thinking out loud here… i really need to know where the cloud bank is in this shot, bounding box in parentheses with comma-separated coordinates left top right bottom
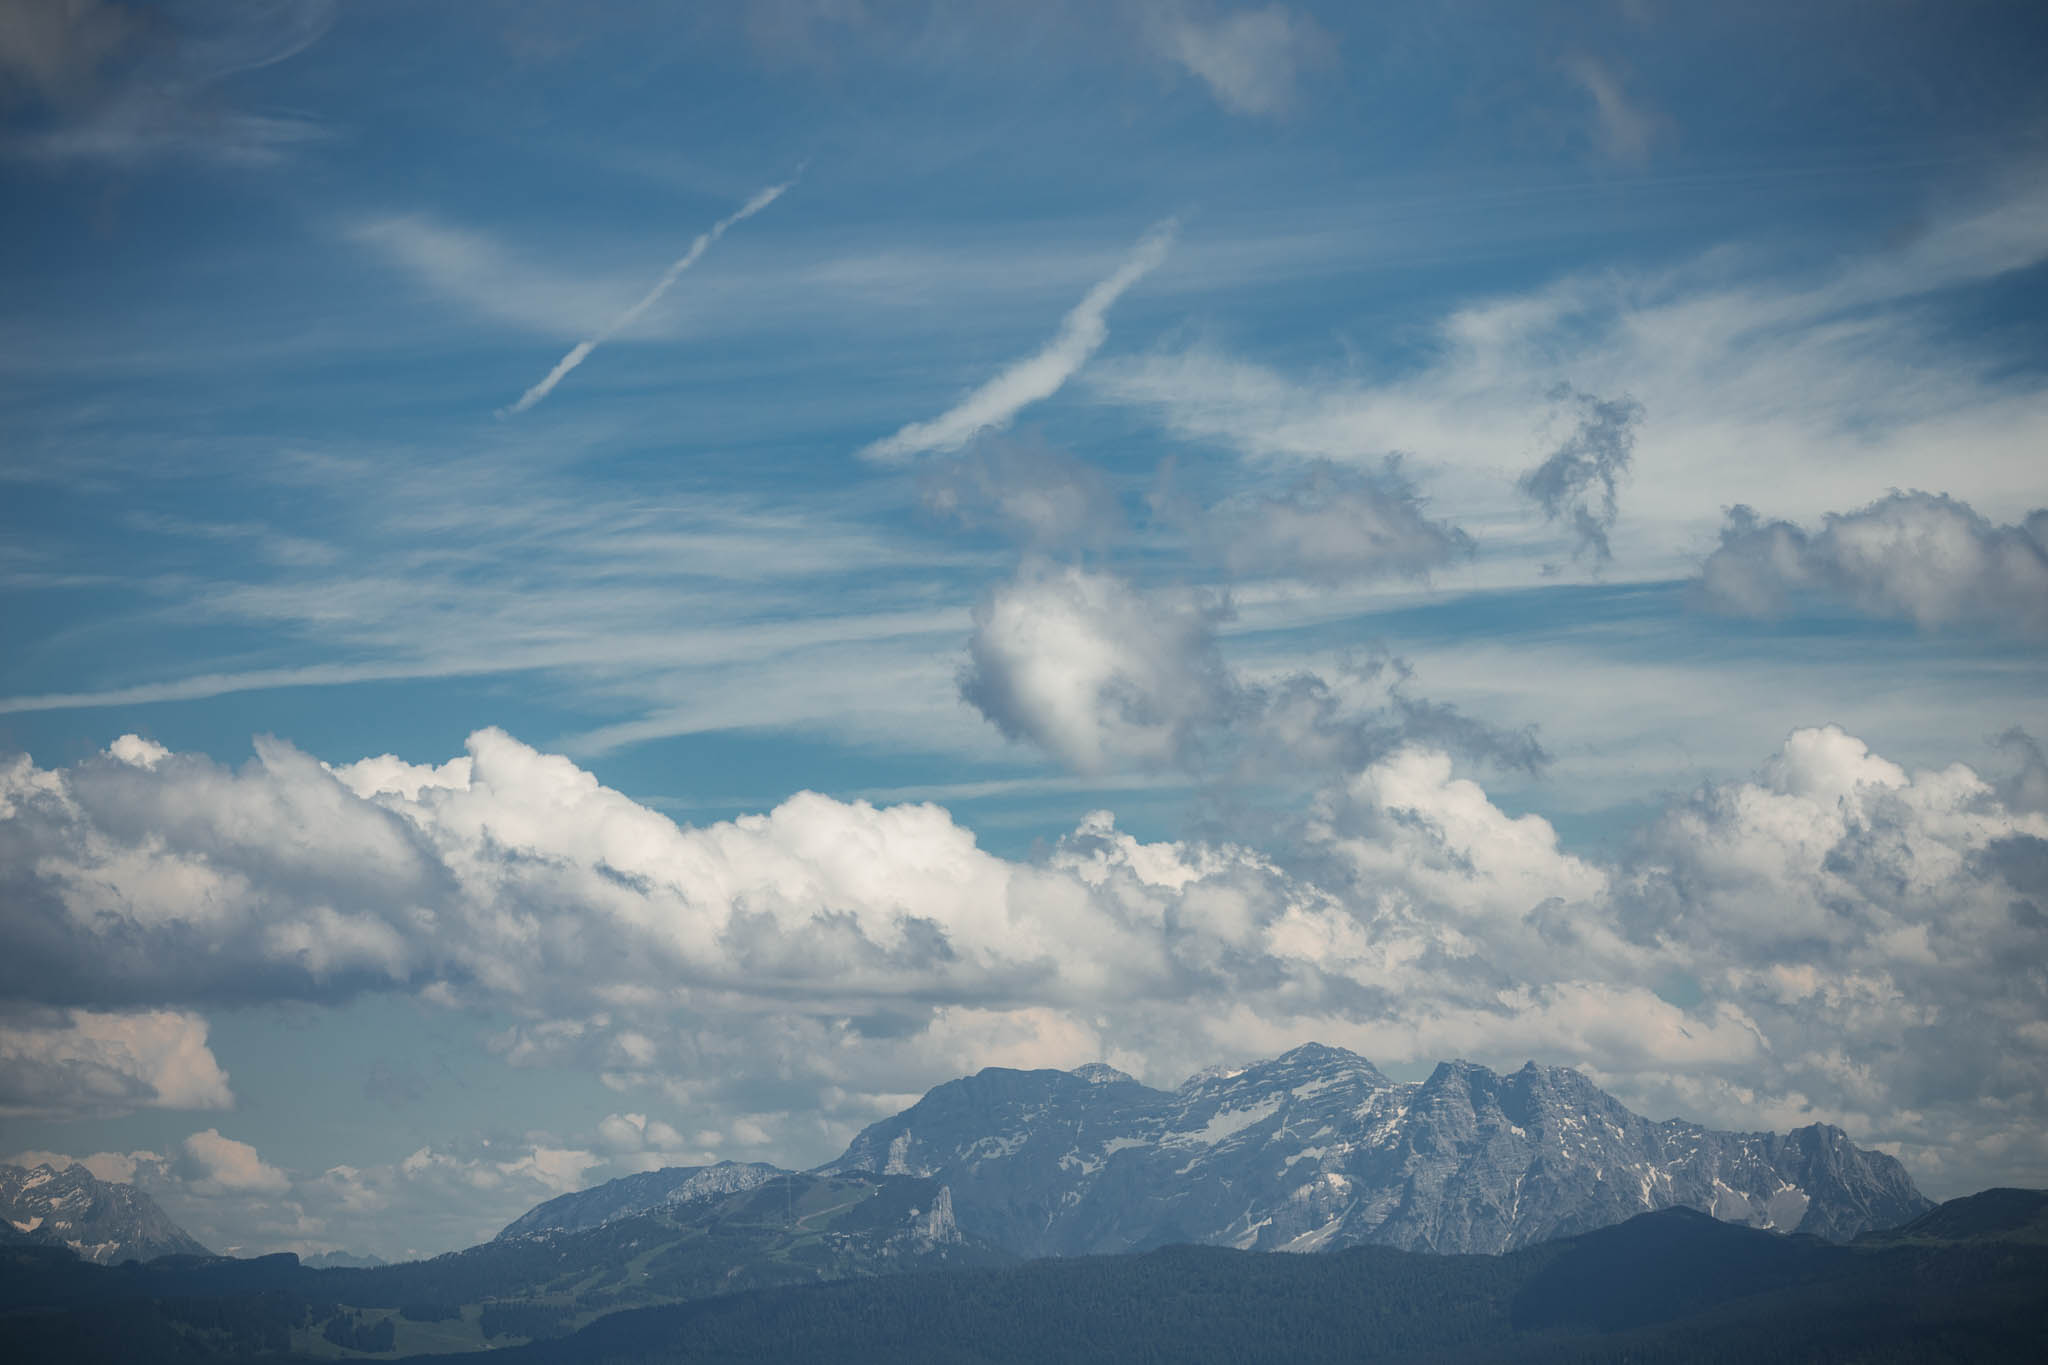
(5, 719, 2044, 1212)
(1697, 492, 2048, 637)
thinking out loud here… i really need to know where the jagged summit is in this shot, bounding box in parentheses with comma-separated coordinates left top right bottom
(821, 1043, 1931, 1257)
(488, 1043, 1934, 1260)
(1176, 1042, 1389, 1094)
(0, 1162, 210, 1265)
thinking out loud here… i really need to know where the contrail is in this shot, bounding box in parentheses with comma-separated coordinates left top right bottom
(501, 176, 797, 416)
(860, 218, 1177, 463)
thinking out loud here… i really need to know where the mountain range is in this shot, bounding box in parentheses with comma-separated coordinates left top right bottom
(0, 1042, 1955, 1360)
(523, 1043, 1930, 1258)
(3, 1045, 1931, 1272)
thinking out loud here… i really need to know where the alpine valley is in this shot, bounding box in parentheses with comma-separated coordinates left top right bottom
(4, 1045, 2040, 1362)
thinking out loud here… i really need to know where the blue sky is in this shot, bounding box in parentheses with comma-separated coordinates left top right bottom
(2, 0, 2046, 1259)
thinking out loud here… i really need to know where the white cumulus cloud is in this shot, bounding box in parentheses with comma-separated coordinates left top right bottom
(2, 721, 2045, 1207)
(181, 1128, 291, 1196)
(1697, 491, 2048, 637)
(0, 1008, 232, 1118)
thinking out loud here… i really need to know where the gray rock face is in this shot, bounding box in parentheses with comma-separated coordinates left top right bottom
(819, 1043, 1932, 1256)
(0, 1162, 211, 1264)
(495, 1160, 784, 1239)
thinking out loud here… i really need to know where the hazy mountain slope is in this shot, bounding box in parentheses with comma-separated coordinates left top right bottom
(822, 1042, 1931, 1254)
(496, 1161, 785, 1239)
(1858, 1186, 2048, 1245)
(0, 1169, 1006, 1359)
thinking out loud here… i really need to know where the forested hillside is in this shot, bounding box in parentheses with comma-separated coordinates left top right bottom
(4, 1196, 2045, 1363)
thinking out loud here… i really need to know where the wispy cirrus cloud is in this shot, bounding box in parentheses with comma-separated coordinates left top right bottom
(917, 434, 1127, 553)
(1564, 54, 1662, 167)
(1091, 174, 2048, 576)
(860, 219, 1177, 463)
(347, 215, 637, 338)
(1189, 458, 1474, 586)
(2, 0, 333, 167)
(1146, 4, 1332, 118)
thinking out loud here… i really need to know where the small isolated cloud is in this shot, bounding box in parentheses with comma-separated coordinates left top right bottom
(861, 219, 1176, 463)
(961, 563, 1232, 773)
(1697, 492, 2048, 637)
(180, 1128, 290, 1196)
(917, 434, 1125, 551)
(959, 563, 1543, 779)
(1199, 458, 1473, 585)
(1564, 54, 1661, 166)
(1518, 384, 1643, 568)
(596, 1111, 685, 1156)
(1151, 4, 1330, 117)
(0, 1007, 233, 1118)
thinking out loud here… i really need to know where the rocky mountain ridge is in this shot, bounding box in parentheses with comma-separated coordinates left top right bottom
(819, 1042, 1931, 1255)
(479, 1044, 1930, 1259)
(497, 1161, 784, 1239)
(0, 1162, 210, 1264)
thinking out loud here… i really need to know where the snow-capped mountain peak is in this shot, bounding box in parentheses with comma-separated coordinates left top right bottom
(0, 1162, 210, 1264)
(820, 1045, 1930, 1257)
